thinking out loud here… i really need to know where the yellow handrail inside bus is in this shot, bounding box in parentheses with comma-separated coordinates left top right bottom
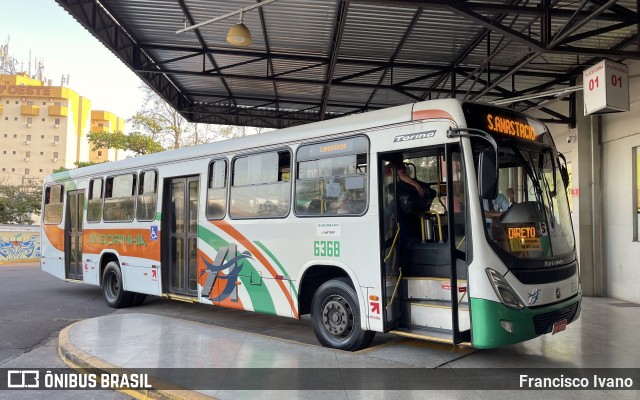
(386, 268, 403, 311)
(421, 211, 443, 243)
(384, 223, 400, 262)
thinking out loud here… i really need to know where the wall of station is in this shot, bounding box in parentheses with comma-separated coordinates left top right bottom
(539, 60, 640, 304)
(599, 60, 640, 304)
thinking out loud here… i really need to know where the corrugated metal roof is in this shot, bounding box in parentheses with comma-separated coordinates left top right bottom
(56, 0, 640, 127)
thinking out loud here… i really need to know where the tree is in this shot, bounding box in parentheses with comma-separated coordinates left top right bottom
(87, 130, 164, 156)
(0, 180, 41, 224)
(132, 85, 249, 149)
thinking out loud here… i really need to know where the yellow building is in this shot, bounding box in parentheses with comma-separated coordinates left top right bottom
(90, 110, 125, 163)
(0, 73, 124, 187)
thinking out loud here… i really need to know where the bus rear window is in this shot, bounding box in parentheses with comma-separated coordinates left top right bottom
(43, 185, 64, 225)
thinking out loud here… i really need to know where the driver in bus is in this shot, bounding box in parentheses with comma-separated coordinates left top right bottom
(483, 190, 510, 238)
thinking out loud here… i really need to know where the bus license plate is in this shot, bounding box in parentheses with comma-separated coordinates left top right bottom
(552, 319, 568, 335)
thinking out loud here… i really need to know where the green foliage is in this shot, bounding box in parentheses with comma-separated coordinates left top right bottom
(0, 182, 42, 224)
(74, 161, 104, 168)
(127, 132, 164, 155)
(87, 130, 128, 152)
(88, 130, 165, 156)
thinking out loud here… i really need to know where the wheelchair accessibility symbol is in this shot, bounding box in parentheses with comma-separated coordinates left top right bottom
(150, 226, 159, 241)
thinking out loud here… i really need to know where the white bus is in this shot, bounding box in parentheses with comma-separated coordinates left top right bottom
(41, 99, 581, 351)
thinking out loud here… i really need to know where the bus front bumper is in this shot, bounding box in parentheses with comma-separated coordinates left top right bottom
(470, 292, 582, 349)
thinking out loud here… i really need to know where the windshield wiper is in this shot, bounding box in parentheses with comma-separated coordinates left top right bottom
(538, 154, 556, 228)
(507, 142, 543, 205)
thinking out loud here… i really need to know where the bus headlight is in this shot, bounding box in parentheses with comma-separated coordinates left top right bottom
(486, 268, 524, 310)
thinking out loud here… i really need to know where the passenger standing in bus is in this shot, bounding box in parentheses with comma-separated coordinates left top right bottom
(393, 158, 435, 266)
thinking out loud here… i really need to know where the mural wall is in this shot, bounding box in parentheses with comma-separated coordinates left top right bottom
(0, 225, 41, 263)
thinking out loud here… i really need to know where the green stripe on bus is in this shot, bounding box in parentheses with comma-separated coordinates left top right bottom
(470, 294, 581, 349)
(51, 170, 72, 183)
(254, 241, 298, 298)
(198, 225, 276, 315)
(238, 272, 276, 315)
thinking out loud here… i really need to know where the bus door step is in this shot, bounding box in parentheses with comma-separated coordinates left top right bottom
(390, 326, 455, 344)
(402, 276, 467, 303)
(401, 300, 470, 331)
(163, 293, 199, 303)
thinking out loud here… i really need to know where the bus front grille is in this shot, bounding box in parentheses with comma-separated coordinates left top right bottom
(532, 302, 579, 334)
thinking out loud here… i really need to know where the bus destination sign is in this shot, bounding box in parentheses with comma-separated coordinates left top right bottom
(462, 103, 547, 144)
(486, 114, 537, 141)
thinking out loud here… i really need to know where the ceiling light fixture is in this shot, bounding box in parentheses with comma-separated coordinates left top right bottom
(226, 9, 252, 47)
(176, 0, 277, 48)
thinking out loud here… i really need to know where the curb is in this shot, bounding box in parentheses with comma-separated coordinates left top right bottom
(58, 322, 215, 400)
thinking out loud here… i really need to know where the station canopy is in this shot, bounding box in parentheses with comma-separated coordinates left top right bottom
(57, 0, 640, 129)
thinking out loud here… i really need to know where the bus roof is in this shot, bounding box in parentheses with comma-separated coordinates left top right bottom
(46, 99, 468, 184)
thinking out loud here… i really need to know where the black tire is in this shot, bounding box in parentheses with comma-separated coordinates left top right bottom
(130, 293, 147, 307)
(311, 278, 376, 351)
(101, 261, 134, 308)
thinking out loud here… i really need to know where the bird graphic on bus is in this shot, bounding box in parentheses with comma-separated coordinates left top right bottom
(199, 244, 253, 302)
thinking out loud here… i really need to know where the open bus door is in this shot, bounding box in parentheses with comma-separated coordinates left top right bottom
(380, 144, 471, 345)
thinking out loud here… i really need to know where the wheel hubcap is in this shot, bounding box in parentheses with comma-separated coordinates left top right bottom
(321, 295, 354, 339)
(106, 272, 119, 300)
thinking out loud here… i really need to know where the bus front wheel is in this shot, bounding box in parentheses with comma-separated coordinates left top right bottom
(311, 278, 375, 351)
(102, 262, 133, 308)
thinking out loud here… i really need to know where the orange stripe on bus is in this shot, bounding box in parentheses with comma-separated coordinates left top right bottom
(412, 109, 454, 121)
(42, 225, 65, 252)
(212, 220, 299, 318)
(82, 228, 161, 262)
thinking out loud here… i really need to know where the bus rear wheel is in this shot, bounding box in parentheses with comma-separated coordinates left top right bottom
(311, 278, 375, 351)
(102, 262, 133, 308)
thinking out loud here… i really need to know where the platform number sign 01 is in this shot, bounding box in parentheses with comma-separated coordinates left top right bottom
(587, 74, 623, 91)
(583, 59, 630, 115)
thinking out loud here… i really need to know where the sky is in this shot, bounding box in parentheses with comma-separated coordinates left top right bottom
(0, 0, 144, 122)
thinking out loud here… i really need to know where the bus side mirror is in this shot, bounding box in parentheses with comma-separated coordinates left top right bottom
(478, 149, 498, 199)
(560, 164, 569, 189)
(558, 153, 570, 189)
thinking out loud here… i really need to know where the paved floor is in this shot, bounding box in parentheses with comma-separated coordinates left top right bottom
(56, 296, 640, 399)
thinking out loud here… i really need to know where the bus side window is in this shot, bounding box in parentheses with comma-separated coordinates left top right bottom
(207, 159, 227, 219)
(87, 178, 103, 223)
(137, 170, 157, 221)
(104, 173, 136, 222)
(294, 137, 369, 216)
(43, 184, 64, 225)
(230, 150, 291, 218)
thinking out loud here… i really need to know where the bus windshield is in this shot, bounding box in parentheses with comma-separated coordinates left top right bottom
(475, 141, 575, 260)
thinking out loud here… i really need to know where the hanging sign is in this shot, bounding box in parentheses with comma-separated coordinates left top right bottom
(583, 59, 629, 115)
